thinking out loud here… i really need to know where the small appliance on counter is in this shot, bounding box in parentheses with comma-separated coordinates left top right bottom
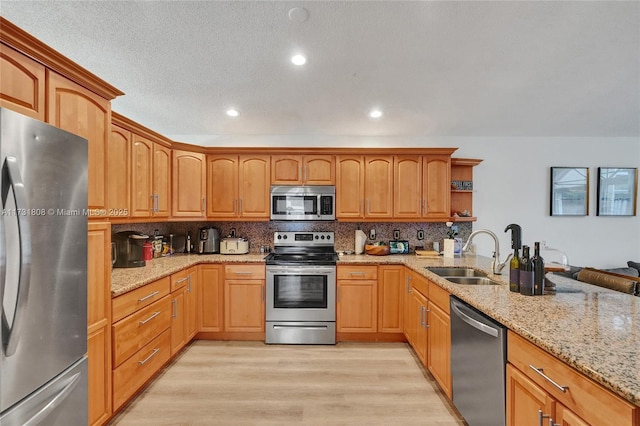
(113, 231, 149, 268)
(198, 226, 220, 254)
(220, 237, 250, 254)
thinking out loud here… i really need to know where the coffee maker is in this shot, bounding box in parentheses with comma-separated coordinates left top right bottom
(198, 227, 220, 254)
(113, 231, 148, 268)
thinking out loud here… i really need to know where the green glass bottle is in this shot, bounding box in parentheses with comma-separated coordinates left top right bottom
(509, 248, 520, 292)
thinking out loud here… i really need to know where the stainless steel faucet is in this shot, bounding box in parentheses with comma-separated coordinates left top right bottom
(462, 229, 512, 275)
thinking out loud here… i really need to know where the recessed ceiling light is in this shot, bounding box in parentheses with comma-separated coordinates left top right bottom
(369, 109, 383, 118)
(291, 54, 307, 66)
(226, 109, 239, 117)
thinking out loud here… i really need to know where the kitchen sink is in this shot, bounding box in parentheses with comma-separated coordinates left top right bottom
(425, 267, 488, 278)
(443, 277, 501, 285)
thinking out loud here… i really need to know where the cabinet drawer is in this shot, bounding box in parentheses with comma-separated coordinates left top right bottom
(112, 277, 170, 323)
(408, 271, 429, 297)
(508, 331, 637, 426)
(428, 281, 450, 314)
(337, 265, 377, 280)
(112, 296, 171, 367)
(171, 269, 191, 292)
(225, 264, 265, 280)
(112, 329, 170, 411)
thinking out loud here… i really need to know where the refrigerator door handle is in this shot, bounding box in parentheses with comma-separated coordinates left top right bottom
(1, 156, 33, 357)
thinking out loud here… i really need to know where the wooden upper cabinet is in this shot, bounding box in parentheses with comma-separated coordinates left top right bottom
(423, 155, 451, 219)
(238, 155, 270, 219)
(336, 156, 364, 219)
(364, 155, 393, 219)
(207, 154, 239, 218)
(47, 71, 110, 213)
(393, 156, 422, 218)
(172, 149, 206, 218)
(153, 143, 171, 218)
(107, 124, 131, 218)
(130, 135, 153, 217)
(0, 43, 45, 120)
(271, 154, 334, 185)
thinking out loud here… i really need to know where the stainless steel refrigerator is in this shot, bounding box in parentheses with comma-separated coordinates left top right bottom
(0, 108, 88, 425)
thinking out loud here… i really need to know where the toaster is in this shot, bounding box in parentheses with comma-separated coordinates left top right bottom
(220, 237, 249, 254)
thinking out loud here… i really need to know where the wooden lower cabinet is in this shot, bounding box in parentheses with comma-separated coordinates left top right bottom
(170, 288, 186, 355)
(224, 264, 265, 333)
(170, 267, 198, 355)
(112, 330, 171, 411)
(336, 265, 378, 333)
(507, 331, 637, 426)
(199, 264, 223, 332)
(377, 265, 404, 333)
(426, 282, 451, 399)
(88, 324, 111, 426)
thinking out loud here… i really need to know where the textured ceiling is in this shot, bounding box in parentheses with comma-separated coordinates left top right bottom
(2, 1, 639, 146)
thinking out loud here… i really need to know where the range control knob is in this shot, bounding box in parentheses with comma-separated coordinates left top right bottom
(277, 235, 282, 240)
(283, 235, 288, 239)
(326, 235, 331, 240)
(315, 235, 319, 239)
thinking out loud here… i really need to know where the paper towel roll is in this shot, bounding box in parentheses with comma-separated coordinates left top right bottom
(355, 230, 367, 254)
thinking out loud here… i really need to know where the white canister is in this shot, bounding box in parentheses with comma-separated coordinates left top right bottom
(443, 239, 455, 258)
(355, 229, 367, 254)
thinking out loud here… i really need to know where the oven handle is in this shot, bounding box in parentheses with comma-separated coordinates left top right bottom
(266, 266, 336, 275)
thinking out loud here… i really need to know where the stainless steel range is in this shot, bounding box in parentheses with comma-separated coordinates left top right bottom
(264, 231, 339, 345)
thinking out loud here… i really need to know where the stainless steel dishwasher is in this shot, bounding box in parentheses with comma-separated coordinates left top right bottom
(450, 296, 507, 426)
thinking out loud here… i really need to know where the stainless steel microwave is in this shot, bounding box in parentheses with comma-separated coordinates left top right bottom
(270, 186, 335, 221)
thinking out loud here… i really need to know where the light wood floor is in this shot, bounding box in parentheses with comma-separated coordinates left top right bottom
(109, 341, 465, 425)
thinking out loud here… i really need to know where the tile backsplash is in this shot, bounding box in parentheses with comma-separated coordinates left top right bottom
(112, 221, 472, 254)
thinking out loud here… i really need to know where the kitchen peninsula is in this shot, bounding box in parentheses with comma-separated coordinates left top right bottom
(111, 252, 640, 425)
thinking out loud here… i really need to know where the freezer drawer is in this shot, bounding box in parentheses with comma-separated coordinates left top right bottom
(0, 356, 87, 426)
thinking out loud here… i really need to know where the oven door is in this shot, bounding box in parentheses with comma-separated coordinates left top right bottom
(266, 265, 336, 322)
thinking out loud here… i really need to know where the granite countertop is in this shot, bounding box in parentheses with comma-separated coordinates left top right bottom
(111, 252, 640, 406)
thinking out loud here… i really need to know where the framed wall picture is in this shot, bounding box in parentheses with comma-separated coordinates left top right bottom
(597, 167, 638, 216)
(550, 167, 589, 216)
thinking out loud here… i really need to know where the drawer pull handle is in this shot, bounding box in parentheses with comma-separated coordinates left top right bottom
(175, 277, 189, 284)
(234, 271, 254, 275)
(349, 272, 366, 276)
(530, 365, 569, 393)
(139, 311, 161, 325)
(138, 291, 160, 302)
(138, 348, 160, 366)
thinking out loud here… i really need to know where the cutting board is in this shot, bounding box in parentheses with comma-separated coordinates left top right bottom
(415, 250, 441, 258)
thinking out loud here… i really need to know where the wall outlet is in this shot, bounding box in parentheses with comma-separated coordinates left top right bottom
(369, 229, 376, 240)
(417, 230, 425, 240)
(393, 229, 400, 240)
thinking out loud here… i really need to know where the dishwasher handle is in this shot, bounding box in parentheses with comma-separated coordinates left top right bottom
(450, 299, 499, 338)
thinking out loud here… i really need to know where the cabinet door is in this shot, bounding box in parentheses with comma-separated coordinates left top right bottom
(47, 71, 110, 213)
(378, 265, 404, 333)
(304, 155, 335, 185)
(393, 156, 422, 218)
(506, 364, 555, 426)
(185, 267, 198, 340)
(172, 149, 206, 218)
(170, 288, 186, 355)
(271, 155, 303, 184)
(555, 403, 590, 426)
(153, 143, 171, 217)
(336, 156, 364, 219)
(412, 290, 429, 365)
(336, 280, 377, 332)
(224, 280, 265, 332)
(422, 155, 451, 219)
(199, 264, 223, 332)
(239, 155, 270, 219)
(130, 135, 153, 217)
(107, 124, 131, 218)
(427, 302, 451, 398)
(87, 222, 111, 426)
(207, 155, 239, 218)
(0, 43, 45, 120)
(364, 156, 393, 218)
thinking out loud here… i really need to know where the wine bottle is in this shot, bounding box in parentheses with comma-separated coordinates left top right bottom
(509, 248, 520, 292)
(519, 245, 534, 296)
(531, 242, 545, 295)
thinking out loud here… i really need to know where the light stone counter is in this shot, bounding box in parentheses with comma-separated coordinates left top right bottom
(111, 252, 640, 406)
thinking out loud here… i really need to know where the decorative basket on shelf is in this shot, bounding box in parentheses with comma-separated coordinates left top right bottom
(365, 244, 390, 256)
